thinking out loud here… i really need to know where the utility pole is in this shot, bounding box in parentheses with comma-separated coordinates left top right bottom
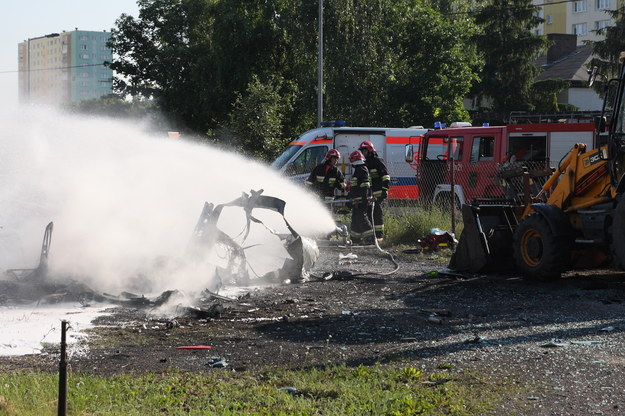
(317, 0, 324, 128)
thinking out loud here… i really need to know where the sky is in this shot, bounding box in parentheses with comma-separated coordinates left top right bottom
(0, 0, 140, 105)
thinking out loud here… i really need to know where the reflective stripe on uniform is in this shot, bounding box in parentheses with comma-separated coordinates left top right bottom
(350, 229, 374, 238)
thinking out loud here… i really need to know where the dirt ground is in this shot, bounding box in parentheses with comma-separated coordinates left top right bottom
(2, 243, 625, 415)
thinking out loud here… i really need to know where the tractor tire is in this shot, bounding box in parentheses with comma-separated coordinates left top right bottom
(612, 196, 625, 269)
(513, 213, 571, 281)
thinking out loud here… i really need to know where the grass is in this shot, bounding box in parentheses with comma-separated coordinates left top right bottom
(382, 205, 463, 247)
(0, 364, 523, 415)
(333, 203, 462, 248)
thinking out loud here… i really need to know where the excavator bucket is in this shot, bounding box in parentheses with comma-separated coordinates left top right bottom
(449, 204, 519, 273)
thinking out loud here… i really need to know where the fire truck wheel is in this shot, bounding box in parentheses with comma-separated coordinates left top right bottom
(513, 213, 571, 281)
(612, 195, 625, 269)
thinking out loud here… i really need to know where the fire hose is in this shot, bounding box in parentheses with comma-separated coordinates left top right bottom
(322, 197, 399, 277)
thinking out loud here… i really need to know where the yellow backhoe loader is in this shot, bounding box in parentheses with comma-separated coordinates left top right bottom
(450, 52, 625, 280)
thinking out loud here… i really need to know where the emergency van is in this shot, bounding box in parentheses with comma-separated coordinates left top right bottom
(413, 122, 597, 207)
(272, 122, 428, 199)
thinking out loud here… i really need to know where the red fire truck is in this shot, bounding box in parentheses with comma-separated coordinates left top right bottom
(411, 122, 597, 207)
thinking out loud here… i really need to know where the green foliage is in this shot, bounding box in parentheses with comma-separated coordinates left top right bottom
(321, 0, 482, 127)
(68, 94, 171, 128)
(221, 75, 293, 161)
(586, 5, 625, 96)
(0, 365, 513, 415)
(472, 0, 549, 113)
(107, 0, 482, 156)
(529, 79, 571, 113)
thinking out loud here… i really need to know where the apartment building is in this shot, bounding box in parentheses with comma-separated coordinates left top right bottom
(533, 0, 622, 45)
(18, 30, 113, 106)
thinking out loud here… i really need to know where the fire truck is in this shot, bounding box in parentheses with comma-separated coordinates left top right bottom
(412, 122, 598, 207)
(272, 122, 427, 199)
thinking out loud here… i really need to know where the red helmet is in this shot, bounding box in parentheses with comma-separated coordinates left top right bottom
(349, 150, 365, 163)
(359, 140, 375, 153)
(325, 149, 340, 160)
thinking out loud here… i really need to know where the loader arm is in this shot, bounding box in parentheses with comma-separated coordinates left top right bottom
(521, 144, 612, 218)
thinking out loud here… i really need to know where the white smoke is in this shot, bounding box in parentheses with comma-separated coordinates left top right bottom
(0, 105, 335, 295)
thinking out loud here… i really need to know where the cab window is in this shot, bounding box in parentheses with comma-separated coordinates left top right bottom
(286, 146, 329, 175)
(449, 137, 463, 160)
(424, 138, 446, 160)
(424, 137, 463, 160)
(470, 136, 495, 164)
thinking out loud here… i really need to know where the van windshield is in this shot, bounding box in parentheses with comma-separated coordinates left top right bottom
(271, 144, 302, 169)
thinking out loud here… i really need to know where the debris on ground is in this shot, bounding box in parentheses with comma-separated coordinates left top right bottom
(417, 228, 457, 251)
(0, 190, 318, 317)
(539, 339, 569, 348)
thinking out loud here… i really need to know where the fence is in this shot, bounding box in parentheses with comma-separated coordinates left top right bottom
(385, 159, 551, 208)
(325, 159, 554, 240)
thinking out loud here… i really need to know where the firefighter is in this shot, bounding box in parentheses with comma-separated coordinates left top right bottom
(347, 150, 374, 244)
(305, 149, 346, 201)
(359, 140, 390, 239)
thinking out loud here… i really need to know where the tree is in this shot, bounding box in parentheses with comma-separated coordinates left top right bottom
(472, 0, 548, 113)
(388, 0, 482, 125)
(221, 75, 292, 161)
(586, 5, 625, 95)
(107, 0, 482, 154)
(322, 0, 481, 126)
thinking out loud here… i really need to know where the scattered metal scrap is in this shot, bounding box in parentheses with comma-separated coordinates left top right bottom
(187, 189, 319, 286)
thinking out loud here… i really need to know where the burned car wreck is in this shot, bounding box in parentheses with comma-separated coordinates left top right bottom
(0, 190, 320, 314)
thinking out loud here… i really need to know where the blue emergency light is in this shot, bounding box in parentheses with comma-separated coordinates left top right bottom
(321, 120, 346, 127)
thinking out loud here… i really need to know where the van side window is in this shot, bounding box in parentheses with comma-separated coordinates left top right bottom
(470, 136, 494, 164)
(289, 146, 329, 175)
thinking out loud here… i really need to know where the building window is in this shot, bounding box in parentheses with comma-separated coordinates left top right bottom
(595, 20, 611, 31)
(80, 44, 88, 50)
(573, 0, 587, 12)
(80, 54, 90, 59)
(596, 0, 610, 9)
(79, 35, 88, 40)
(547, 15, 553, 24)
(573, 22, 588, 35)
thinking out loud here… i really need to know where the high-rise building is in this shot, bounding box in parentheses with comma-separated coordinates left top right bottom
(533, 0, 622, 45)
(18, 30, 113, 105)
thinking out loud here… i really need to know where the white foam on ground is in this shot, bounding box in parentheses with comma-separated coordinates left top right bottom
(0, 302, 113, 357)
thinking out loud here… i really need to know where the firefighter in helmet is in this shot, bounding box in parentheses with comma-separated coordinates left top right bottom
(359, 140, 390, 239)
(347, 150, 374, 244)
(305, 149, 346, 201)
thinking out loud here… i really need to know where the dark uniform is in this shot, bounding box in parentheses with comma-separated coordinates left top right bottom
(364, 152, 390, 238)
(348, 160, 374, 243)
(305, 160, 345, 201)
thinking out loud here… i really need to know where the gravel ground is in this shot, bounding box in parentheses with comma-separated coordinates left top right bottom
(2, 243, 625, 415)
